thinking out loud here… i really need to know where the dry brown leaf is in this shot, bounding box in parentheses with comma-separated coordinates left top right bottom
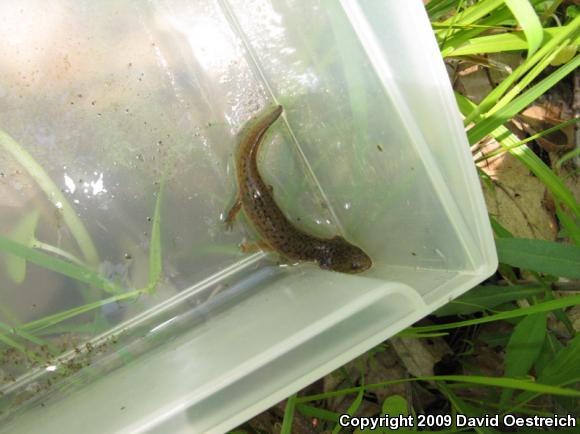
(323, 352, 371, 414)
(514, 104, 576, 152)
(390, 337, 453, 378)
(478, 143, 558, 240)
(464, 344, 504, 378)
(453, 63, 494, 104)
(487, 53, 523, 87)
(364, 345, 410, 405)
(323, 347, 408, 413)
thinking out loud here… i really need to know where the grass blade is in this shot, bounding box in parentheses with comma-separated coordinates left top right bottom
(437, 0, 548, 56)
(555, 201, 580, 245)
(409, 294, 580, 332)
(440, 0, 505, 27)
(386, 375, 580, 397)
(513, 333, 580, 408)
(485, 43, 570, 119)
(534, 333, 564, 382)
(0, 332, 45, 364)
(3, 209, 39, 283)
(475, 118, 580, 163)
(439, 7, 514, 56)
(146, 181, 165, 294)
(396, 329, 449, 338)
(447, 27, 580, 56)
(496, 238, 580, 279)
(332, 385, 364, 434)
(500, 312, 547, 406)
(280, 393, 298, 434)
(495, 127, 580, 216)
(296, 403, 341, 423)
(489, 215, 514, 238)
(0, 321, 46, 347)
(0, 128, 99, 266)
(434, 284, 544, 316)
(456, 93, 580, 216)
(15, 289, 144, 334)
(0, 235, 123, 294)
(556, 148, 580, 169)
(427, 0, 461, 20)
(536, 333, 580, 387)
(297, 375, 580, 404)
(438, 383, 501, 434)
(462, 14, 580, 124)
(467, 54, 580, 144)
(503, 0, 543, 57)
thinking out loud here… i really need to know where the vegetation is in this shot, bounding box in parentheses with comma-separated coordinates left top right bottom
(238, 1, 580, 432)
(0, 0, 578, 432)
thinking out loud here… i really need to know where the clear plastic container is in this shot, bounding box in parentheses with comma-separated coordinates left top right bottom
(0, 1, 497, 433)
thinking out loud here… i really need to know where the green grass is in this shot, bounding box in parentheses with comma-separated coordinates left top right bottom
(0, 235, 125, 295)
(410, 295, 580, 332)
(0, 144, 166, 362)
(1, 0, 578, 429)
(0, 129, 100, 267)
(295, 375, 580, 404)
(275, 0, 580, 431)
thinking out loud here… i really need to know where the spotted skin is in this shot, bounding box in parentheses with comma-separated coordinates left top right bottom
(226, 105, 372, 274)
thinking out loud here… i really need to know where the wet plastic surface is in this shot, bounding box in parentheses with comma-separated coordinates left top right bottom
(0, 1, 496, 432)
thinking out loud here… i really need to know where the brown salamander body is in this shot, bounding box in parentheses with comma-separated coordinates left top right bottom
(226, 105, 372, 274)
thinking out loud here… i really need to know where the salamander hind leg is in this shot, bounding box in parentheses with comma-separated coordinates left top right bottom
(224, 196, 242, 231)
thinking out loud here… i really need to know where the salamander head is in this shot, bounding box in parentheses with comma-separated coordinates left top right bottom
(317, 236, 372, 274)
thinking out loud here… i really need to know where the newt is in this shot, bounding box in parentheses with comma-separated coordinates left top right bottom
(225, 105, 372, 274)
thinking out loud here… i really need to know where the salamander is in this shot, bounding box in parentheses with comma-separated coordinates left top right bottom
(225, 105, 372, 274)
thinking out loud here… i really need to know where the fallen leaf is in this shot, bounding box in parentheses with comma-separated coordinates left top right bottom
(479, 143, 558, 240)
(513, 104, 576, 152)
(390, 336, 453, 378)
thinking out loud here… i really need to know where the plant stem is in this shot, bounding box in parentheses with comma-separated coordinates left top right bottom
(32, 239, 85, 267)
(0, 128, 100, 267)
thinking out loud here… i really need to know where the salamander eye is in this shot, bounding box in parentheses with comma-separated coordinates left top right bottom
(351, 262, 362, 271)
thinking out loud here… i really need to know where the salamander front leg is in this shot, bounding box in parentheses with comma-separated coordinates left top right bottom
(240, 240, 272, 253)
(224, 196, 242, 231)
